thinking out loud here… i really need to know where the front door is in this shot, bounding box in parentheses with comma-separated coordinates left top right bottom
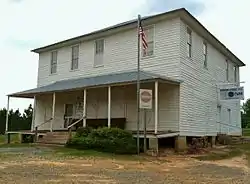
(64, 104, 74, 128)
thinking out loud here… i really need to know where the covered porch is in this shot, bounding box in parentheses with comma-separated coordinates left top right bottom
(7, 71, 181, 142)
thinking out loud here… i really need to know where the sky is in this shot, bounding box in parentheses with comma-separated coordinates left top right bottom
(0, 0, 249, 112)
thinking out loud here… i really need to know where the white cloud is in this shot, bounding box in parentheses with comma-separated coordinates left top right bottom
(197, 0, 250, 100)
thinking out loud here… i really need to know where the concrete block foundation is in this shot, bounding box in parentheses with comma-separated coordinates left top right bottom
(148, 138, 158, 153)
(175, 136, 187, 151)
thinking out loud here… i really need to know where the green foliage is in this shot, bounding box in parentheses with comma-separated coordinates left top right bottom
(0, 104, 33, 134)
(67, 127, 137, 154)
(242, 99, 250, 128)
(75, 127, 93, 137)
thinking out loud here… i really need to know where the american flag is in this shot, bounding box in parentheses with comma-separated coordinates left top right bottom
(139, 20, 148, 54)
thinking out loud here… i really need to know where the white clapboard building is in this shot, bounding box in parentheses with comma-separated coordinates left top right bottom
(7, 8, 245, 150)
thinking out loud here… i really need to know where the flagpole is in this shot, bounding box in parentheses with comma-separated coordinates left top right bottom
(136, 14, 141, 155)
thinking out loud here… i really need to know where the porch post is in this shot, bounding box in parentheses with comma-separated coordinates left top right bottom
(154, 81, 159, 134)
(108, 86, 111, 128)
(51, 92, 56, 132)
(31, 96, 36, 131)
(5, 96, 10, 133)
(83, 89, 87, 127)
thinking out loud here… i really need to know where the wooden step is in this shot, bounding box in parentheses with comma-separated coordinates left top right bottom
(36, 132, 69, 145)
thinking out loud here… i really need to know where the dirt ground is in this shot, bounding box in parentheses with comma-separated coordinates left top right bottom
(0, 147, 249, 184)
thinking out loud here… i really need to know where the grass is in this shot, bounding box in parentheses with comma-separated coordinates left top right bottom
(0, 142, 143, 161)
(0, 134, 20, 144)
(52, 147, 144, 161)
(243, 128, 250, 136)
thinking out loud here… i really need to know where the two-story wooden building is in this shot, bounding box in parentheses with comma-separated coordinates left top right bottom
(7, 8, 245, 150)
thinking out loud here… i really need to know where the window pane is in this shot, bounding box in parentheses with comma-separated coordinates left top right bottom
(71, 46, 79, 70)
(94, 40, 104, 66)
(226, 60, 229, 81)
(72, 45, 79, 59)
(51, 64, 57, 74)
(203, 43, 207, 55)
(51, 51, 57, 74)
(187, 44, 191, 57)
(52, 51, 57, 61)
(71, 58, 78, 70)
(187, 28, 192, 44)
(234, 66, 237, 82)
(94, 53, 103, 66)
(95, 40, 104, 54)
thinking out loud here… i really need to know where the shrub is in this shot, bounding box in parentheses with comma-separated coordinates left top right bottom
(67, 127, 137, 154)
(75, 127, 93, 137)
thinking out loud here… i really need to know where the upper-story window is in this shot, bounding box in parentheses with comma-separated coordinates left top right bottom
(142, 26, 154, 57)
(203, 42, 208, 68)
(233, 65, 238, 83)
(50, 51, 57, 74)
(71, 45, 79, 70)
(94, 39, 104, 67)
(187, 28, 192, 58)
(226, 59, 229, 81)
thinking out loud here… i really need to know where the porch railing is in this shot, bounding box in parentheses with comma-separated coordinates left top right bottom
(67, 116, 86, 140)
(34, 118, 53, 142)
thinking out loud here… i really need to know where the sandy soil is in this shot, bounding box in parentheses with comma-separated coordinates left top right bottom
(0, 147, 249, 184)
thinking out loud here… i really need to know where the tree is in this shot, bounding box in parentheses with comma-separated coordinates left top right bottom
(242, 99, 250, 128)
(0, 104, 33, 134)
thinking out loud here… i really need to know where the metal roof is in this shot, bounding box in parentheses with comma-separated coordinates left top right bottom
(8, 71, 182, 98)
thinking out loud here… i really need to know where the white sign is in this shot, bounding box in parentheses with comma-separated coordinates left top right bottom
(220, 87, 244, 100)
(140, 89, 152, 109)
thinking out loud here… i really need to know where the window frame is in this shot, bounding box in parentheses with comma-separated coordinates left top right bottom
(71, 44, 80, 71)
(141, 24, 155, 58)
(94, 39, 105, 67)
(203, 41, 208, 68)
(187, 27, 192, 58)
(50, 50, 58, 74)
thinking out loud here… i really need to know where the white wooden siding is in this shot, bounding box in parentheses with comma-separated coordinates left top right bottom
(179, 20, 241, 136)
(34, 83, 179, 132)
(37, 18, 181, 87)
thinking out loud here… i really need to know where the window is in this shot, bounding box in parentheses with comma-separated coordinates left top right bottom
(94, 39, 104, 66)
(217, 105, 222, 133)
(142, 26, 154, 57)
(203, 42, 208, 68)
(187, 28, 192, 58)
(228, 109, 231, 124)
(233, 65, 238, 83)
(226, 59, 229, 81)
(50, 51, 57, 74)
(71, 45, 79, 70)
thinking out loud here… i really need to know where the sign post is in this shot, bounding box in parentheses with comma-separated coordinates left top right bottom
(140, 89, 152, 153)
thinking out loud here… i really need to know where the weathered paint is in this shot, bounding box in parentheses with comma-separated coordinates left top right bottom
(34, 83, 179, 132)
(179, 20, 241, 136)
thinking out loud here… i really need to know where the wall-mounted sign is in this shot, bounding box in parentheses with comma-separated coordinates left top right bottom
(140, 89, 152, 109)
(220, 87, 244, 100)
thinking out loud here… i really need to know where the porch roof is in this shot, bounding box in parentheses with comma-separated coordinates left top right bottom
(8, 70, 182, 98)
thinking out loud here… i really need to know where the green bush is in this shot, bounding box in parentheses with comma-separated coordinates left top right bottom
(75, 127, 93, 137)
(67, 127, 136, 154)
